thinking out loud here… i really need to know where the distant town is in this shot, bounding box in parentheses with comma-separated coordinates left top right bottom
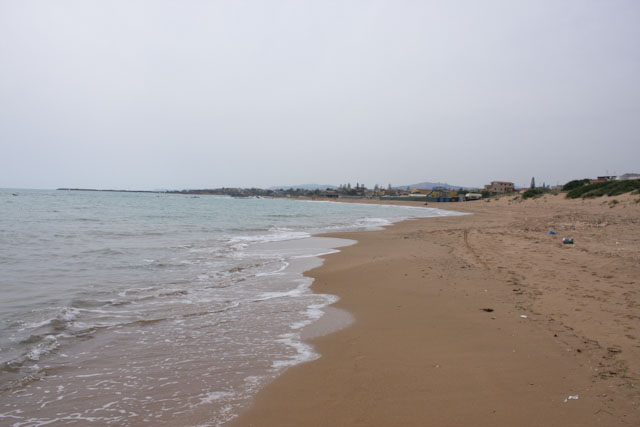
(57, 173, 640, 202)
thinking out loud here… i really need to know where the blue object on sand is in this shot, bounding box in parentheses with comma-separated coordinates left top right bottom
(549, 231, 556, 235)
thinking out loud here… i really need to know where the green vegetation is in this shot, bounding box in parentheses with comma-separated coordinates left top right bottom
(522, 188, 544, 199)
(566, 180, 640, 199)
(562, 178, 590, 191)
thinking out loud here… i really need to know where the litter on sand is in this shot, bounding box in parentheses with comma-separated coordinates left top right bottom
(549, 231, 557, 235)
(564, 395, 579, 403)
(520, 315, 528, 318)
(562, 238, 574, 244)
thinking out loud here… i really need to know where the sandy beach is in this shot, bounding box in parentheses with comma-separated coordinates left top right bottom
(231, 193, 640, 426)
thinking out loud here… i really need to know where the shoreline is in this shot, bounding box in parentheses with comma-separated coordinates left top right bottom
(230, 193, 640, 426)
(1, 192, 459, 427)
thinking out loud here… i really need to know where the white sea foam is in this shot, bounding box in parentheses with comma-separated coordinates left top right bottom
(289, 296, 338, 330)
(290, 249, 340, 259)
(26, 335, 59, 361)
(355, 216, 392, 227)
(272, 333, 318, 368)
(228, 229, 311, 246)
(253, 281, 310, 302)
(21, 308, 79, 331)
(118, 286, 156, 297)
(255, 259, 289, 276)
(194, 391, 236, 407)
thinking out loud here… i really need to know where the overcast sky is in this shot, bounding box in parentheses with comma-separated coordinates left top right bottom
(1, 1, 638, 190)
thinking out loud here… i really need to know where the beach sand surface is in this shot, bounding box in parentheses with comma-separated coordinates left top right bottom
(230, 193, 640, 427)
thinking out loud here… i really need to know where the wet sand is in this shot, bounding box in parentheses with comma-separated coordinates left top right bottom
(231, 193, 640, 426)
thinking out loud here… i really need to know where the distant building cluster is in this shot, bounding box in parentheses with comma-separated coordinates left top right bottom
(591, 173, 640, 183)
(320, 183, 470, 202)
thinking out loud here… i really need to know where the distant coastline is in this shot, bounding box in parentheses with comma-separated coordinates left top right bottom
(56, 187, 277, 197)
(57, 188, 162, 194)
(56, 174, 640, 200)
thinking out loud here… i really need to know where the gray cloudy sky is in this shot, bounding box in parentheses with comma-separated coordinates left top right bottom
(1, 1, 639, 190)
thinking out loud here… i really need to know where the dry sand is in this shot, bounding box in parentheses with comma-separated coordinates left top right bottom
(231, 193, 640, 426)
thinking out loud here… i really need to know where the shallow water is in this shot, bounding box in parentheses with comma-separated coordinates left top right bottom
(0, 189, 461, 425)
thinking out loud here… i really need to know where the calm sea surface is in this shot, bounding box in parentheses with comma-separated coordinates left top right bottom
(0, 189, 461, 426)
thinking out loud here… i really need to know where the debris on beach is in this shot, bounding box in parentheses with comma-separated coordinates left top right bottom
(481, 308, 494, 312)
(562, 238, 574, 244)
(564, 395, 579, 403)
(549, 231, 557, 235)
(520, 314, 528, 319)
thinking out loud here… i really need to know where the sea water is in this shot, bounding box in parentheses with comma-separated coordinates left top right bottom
(0, 189, 460, 426)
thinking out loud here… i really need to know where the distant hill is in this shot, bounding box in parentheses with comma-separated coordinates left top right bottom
(268, 184, 338, 191)
(393, 181, 469, 191)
